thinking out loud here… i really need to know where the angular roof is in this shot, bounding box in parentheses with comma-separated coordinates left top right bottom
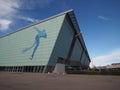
(0, 9, 91, 61)
(0, 9, 79, 37)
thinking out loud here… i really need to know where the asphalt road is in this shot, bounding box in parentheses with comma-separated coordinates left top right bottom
(0, 72, 120, 90)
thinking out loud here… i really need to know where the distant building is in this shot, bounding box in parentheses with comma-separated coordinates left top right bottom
(106, 63, 120, 70)
(0, 10, 91, 73)
(95, 63, 120, 71)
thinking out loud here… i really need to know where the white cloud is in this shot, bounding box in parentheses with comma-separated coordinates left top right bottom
(0, 0, 19, 31)
(17, 16, 39, 23)
(0, 0, 53, 31)
(98, 16, 110, 21)
(0, 0, 19, 18)
(0, 19, 12, 31)
(90, 49, 120, 67)
(19, 0, 54, 10)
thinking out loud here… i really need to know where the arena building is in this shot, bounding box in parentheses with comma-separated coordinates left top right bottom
(0, 10, 91, 73)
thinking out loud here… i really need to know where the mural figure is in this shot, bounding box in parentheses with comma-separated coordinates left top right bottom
(23, 27, 47, 60)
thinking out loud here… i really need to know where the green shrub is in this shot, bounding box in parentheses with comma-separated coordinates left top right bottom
(66, 70, 120, 75)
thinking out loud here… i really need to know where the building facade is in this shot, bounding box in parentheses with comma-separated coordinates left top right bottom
(0, 10, 91, 73)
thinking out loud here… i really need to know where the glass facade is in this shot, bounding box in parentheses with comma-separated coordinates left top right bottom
(71, 39, 83, 61)
(48, 16, 74, 66)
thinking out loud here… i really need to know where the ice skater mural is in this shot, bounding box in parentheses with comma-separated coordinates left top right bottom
(22, 27, 47, 60)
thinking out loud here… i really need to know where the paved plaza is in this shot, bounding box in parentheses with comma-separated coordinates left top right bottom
(0, 72, 120, 90)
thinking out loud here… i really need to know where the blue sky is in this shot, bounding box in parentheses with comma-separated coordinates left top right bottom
(0, 0, 120, 67)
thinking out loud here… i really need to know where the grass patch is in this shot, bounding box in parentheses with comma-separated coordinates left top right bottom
(66, 70, 120, 75)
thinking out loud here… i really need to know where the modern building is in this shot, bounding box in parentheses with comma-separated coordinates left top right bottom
(0, 10, 91, 73)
